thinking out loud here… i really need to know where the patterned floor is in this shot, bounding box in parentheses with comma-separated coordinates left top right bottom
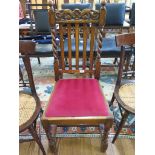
(19, 57, 135, 139)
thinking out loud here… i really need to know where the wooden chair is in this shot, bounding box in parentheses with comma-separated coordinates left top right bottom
(19, 40, 46, 155)
(41, 1, 113, 153)
(109, 33, 135, 143)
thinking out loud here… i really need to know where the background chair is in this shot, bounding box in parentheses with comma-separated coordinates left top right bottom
(19, 40, 46, 155)
(28, 3, 51, 36)
(110, 33, 135, 143)
(95, 3, 127, 33)
(42, 2, 113, 153)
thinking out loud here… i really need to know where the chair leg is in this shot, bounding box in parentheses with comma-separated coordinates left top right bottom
(28, 125, 46, 155)
(37, 57, 41, 64)
(44, 124, 58, 153)
(113, 58, 118, 64)
(109, 93, 115, 107)
(112, 111, 129, 143)
(100, 124, 110, 152)
(125, 55, 131, 77)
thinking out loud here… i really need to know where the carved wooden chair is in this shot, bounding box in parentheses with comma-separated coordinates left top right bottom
(41, 1, 113, 153)
(19, 40, 46, 155)
(109, 33, 135, 143)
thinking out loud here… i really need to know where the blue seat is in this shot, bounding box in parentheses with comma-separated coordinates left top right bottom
(95, 3, 126, 26)
(56, 37, 131, 58)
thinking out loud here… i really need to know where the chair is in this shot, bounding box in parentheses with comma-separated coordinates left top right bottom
(28, 3, 51, 36)
(109, 33, 135, 143)
(95, 3, 128, 33)
(19, 40, 46, 155)
(42, 1, 113, 153)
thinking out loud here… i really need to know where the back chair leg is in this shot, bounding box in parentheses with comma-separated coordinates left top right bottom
(124, 55, 131, 77)
(28, 125, 46, 155)
(112, 111, 129, 143)
(37, 57, 41, 64)
(113, 58, 118, 64)
(109, 93, 115, 107)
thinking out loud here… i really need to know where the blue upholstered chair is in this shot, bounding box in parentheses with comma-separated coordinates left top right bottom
(95, 3, 126, 26)
(61, 3, 91, 10)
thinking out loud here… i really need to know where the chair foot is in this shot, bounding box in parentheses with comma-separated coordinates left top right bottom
(29, 125, 46, 155)
(112, 111, 129, 143)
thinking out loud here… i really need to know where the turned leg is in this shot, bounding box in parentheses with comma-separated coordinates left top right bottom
(43, 124, 58, 153)
(112, 111, 129, 143)
(100, 124, 110, 152)
(49, 125, 58, 153)
(29, 125, 46, 155)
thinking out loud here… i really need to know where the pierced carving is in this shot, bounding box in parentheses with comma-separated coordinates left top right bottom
(55, 9, 100, 21)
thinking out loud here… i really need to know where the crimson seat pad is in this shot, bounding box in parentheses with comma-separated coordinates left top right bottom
(45, 79, 110, 117)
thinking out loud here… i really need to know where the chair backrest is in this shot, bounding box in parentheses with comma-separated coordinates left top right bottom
(33, 9, 51, 33)
(28, 4, 51, 34)
(130, 3, 135, 26)
(61, 3, 92, 10)
(49, 1, 106, 81)
(95, 3, 126, 26)
(19, 40, 37, 96)
(115, 33, 135, 84)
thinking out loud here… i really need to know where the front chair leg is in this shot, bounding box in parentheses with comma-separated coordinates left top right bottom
(28, 125, 46, 155)
(100, 124, 110, 152)
(49, 125, 58, 153)
(43, 124, 58, 153)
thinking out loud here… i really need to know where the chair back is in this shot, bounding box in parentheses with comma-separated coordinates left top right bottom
(130, 3, 135, 26)
(33, 9, 51, 33)
(28, 4, 52, 35)
(61, 3, 92, 10)
(115, 33, 135, 84)
(95, 3, 126, 26)
(19, 40, 37, 96)
(49, 1, 106, 81)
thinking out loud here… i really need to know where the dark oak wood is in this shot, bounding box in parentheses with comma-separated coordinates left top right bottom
(49, 0, 106, 80)
(42, 1, 113, 153)
(110, 33, 135, 143)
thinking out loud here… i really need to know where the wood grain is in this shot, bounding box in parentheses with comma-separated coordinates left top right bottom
(19, 137, 135, 155)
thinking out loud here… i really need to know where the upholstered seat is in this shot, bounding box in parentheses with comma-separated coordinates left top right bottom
(45, 79, 111, 117)
(57, 37, 132, 58)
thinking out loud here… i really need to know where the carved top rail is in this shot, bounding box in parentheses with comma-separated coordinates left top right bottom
(48, 0, 106, 26)
(54, 9, 100, 23)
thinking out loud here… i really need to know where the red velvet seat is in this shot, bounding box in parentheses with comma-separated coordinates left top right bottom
(45, 79, 111, 117)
